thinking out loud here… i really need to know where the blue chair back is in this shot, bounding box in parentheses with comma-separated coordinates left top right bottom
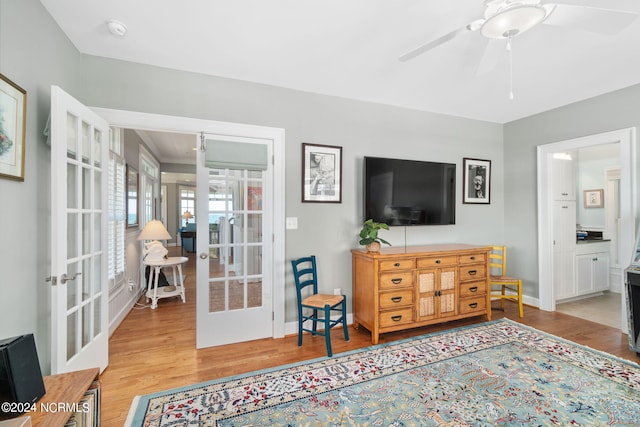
(291, 256, 318, 303)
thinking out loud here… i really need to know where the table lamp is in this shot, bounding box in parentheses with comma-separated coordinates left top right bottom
(182, 210, 194, 225)
(137, 220, 172, 262)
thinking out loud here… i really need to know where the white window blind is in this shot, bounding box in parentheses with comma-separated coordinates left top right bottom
(205, 139, 268, 171)
(108, 129, 126, 283)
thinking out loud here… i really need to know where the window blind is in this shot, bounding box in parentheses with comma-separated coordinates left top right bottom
(205, 139, 268, 171)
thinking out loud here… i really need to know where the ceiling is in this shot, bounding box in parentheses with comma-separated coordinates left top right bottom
(40, 0, 640, 162)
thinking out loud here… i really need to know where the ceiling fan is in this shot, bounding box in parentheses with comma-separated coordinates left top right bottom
(399, 0, 639, 63)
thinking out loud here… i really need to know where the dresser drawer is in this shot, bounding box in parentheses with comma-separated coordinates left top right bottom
(459, 296, 487, 314)
(416, 255, 457, 268)
(459, 280, 486, 298)
(459, 264, 486, 281)
(379, 271, 414, 289)
(379, 258, 415, 271)
(379, 289, 414, 309)
(379, 308, 414, 328)
(458, 253, 486, 265)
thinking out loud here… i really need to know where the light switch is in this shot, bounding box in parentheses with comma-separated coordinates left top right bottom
(286, 217, 298, 229)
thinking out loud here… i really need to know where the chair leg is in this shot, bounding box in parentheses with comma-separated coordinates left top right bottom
(324, 305, 332, 357)
(500, 286, 505, 310)
(311, 309, 318, 336)
(297, 308, 303, 347)
(342, 297, 350, 342)
(517, 280, 524, 318)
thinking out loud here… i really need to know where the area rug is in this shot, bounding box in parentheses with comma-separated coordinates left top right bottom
(125, 319, 640, 426)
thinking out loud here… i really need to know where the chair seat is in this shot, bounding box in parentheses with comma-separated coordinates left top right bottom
(303, 293, 344, 308)
(490, 275, 520, 283)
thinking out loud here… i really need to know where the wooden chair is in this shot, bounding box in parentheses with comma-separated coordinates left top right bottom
(291, 256, 349, 357)
(489, 245, 524, 318)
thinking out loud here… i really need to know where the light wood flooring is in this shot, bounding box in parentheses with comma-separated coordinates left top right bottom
(99, 248, 640, 426)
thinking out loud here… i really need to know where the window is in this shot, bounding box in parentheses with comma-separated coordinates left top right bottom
(107, 128, 125, 288)
(180, 186, 196, 227)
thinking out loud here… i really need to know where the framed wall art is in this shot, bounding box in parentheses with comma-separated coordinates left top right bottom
(302, 143, 342, 203)
(0, 74, 27, 181)
(584, 189, 604, 208)
(463, 157, 491, 204)
(126, 165, 139, 227)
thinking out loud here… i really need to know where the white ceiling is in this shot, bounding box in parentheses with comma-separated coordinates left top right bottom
(40, 0, 640, 160)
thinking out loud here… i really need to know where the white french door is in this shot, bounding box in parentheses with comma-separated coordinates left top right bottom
(50, 86, 109, 373)
(196, 135, 274, 348)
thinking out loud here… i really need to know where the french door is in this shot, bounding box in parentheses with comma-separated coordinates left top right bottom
(196, 135, 274, 348)
(50, 86, 109, 373)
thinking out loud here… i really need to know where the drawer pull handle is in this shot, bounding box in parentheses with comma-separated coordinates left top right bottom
(468, 270, 477, 276)
(391, 278, 402, 284)
(394, 262, 401, 267)
(391, 315, 403, 322)
(391, 296, 403, 303)
(468, 303, 478, 308)
(469, 286, 478, 292)
(435, 290, 442, 297)
(435, 259, 441, 264)
(470, 256, 475, 260)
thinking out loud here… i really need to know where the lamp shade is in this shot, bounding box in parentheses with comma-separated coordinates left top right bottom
(182, 211, 194, 220)
(137, 220, 172, 241)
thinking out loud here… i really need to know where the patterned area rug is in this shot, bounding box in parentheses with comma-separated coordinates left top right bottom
(126, 319, 640, 426)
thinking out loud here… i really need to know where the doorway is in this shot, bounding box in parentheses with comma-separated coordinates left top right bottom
(537, 127, 636, 333)
(91, 107, 286, 347)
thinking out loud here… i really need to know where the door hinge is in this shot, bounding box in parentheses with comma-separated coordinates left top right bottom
(45, 276, 57, 286)
(272, 312, 275, 321)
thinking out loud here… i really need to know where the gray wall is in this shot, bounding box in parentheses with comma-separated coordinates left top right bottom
(79, 55, 505, 325)
(503, 84, 640, 299)
(0, 0, 84, 373)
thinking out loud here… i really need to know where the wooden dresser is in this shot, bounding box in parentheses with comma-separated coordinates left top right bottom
(352, 244, 491, 344)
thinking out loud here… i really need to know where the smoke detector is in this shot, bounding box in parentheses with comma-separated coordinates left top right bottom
(106, 19, 127, 37)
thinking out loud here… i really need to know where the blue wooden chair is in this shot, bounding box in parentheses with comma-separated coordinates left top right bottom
(291, 256, 349, 357)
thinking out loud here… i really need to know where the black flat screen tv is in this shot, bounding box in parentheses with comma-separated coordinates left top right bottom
(364, 156, 456, 226)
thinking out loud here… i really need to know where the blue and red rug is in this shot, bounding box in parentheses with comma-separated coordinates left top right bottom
(126, 319, 640, 426)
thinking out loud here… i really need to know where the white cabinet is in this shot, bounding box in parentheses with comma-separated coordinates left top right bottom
(575, 242, 610, 296)
(552, 154, 576, 200)
(553, 200, 576, 300)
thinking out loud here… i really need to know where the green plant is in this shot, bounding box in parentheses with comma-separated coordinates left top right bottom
(358, 219, 391, 246)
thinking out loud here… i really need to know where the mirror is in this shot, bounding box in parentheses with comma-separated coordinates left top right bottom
(126, 165, 138, 228)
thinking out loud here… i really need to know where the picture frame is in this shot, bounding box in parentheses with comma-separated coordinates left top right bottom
(302, 143, 342, 203)
(584, 189, 604, 208)
(463, 157, 491, 204)
(0, 74, 27, 181)
(126, 165, 139, 227)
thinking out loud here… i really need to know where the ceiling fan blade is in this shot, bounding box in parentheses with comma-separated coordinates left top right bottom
(398, 25, 471, 62)
(544, 2, 638, 35)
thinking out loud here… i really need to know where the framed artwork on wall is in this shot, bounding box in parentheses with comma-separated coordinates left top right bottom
(126, 165, 139, 227)
(0, 73, 27, 181)
(301, 143, 342, 203)
(463, 157, 491, 204)
(584, 189, 604, 208)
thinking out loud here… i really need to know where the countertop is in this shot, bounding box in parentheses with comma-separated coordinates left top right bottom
(576, 239, 611, 244)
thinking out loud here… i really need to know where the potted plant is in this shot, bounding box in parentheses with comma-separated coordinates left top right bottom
(359, 219, 391, 252)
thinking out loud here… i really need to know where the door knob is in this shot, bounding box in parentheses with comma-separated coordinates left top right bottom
(199, 252, 209, 260)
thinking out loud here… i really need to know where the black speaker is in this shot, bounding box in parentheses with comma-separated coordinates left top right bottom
(0, 334, 46, 417)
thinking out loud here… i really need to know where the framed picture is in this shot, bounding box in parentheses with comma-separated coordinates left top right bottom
(463, 157, 491, 204)
(0, 74, 27, 181)
(584, 189, 604, 208)
(126, 165, 139, 227)
(302, 143, 342, 203)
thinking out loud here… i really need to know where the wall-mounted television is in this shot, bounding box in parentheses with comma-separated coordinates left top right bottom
(364, 156, 456, 226)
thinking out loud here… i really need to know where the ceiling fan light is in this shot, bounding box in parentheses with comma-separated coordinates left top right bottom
(481, 5, 546, 39)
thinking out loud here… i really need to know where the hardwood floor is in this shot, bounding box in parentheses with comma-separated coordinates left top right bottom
(100, 247, 640, 426)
